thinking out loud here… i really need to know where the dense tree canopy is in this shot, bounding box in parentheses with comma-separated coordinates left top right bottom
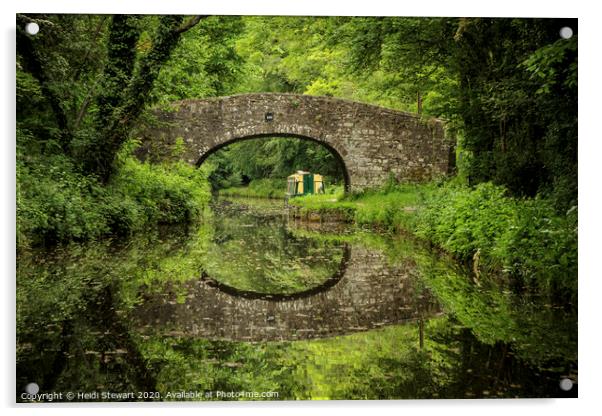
(17, 14, 207, 180)
(450, 18, 577, 209)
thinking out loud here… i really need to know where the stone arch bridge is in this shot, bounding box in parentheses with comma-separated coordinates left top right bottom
(136, 93, 454, 191)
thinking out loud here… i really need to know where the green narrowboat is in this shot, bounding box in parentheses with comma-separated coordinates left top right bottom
(286, 171, 325, 197)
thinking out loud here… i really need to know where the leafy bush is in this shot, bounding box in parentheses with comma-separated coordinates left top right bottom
(494, 201, 577, 296)
(17, 137, 211, 249)
(17, 154, 110, 247)
(110, 156, 211, 226)
(293, 179, 577, 299)
(416, 183, 516, 261)
(416, 182, 577, 297)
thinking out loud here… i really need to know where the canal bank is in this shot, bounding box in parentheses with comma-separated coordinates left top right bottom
(287, 180, 577, 304)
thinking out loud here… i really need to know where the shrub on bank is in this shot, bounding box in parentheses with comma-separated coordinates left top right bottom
(290, 180, 577, 299)
(416, 183, 577, 297)
(416, 183, 515, 261)
(349, 184, 432, 231)
(17, 154, 111, 247)
(111, 156, 211, 226)
(17, 148, 211, 249)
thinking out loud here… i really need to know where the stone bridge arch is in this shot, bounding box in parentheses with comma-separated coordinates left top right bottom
(136, 93, 453, 191)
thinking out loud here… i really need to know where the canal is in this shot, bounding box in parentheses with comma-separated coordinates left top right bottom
(16, 197, 578, 400)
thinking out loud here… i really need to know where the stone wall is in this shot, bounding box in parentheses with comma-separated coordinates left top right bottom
(136, 93, 454, 191)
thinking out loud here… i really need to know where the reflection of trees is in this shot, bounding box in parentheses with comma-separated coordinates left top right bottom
(52, 285, 157, 399)
(17, 265, 156, 400)
(203, 205, 346, 294)
(16, 224, 207, 401)
(291, 315, 575, 399)
(284, 226, 577, 399)
(429, 320, 576, 398)
(414, 251, 577, 369)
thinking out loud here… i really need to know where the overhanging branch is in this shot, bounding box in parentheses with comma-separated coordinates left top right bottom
(175, 15, 207, 34)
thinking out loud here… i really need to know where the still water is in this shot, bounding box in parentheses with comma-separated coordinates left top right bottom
(16, 197, 577, 401)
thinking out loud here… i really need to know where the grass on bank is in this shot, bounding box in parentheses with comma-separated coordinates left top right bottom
(290, 179, 577, 299)
(290, 182, 433, 231)
(219, 178, 345, 200)
(219, 178, 285, 199)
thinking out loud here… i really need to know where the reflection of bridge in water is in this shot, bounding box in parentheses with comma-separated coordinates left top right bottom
(133, 244, 442, 342)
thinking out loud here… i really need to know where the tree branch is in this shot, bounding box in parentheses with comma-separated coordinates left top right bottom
(73, 76, 100, 131)
(88, 15, 189, 181)
(175, 15, 207, 34)
(72, 16, 108, 81)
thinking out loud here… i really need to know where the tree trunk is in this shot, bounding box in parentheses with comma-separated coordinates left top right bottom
(17, 16, 71, 152)
(84, 15, 205, 182)
(419, 318, 424, 349)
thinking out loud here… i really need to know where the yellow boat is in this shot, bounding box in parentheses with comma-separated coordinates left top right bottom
(286, 171, 325, 197)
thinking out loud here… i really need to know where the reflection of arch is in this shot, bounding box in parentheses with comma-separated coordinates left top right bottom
(200, 243, 351, 300)
(133, 244, 441, 342)
(196, 133, 351, 191)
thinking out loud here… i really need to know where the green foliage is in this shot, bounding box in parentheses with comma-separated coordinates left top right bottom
(152, 16, 244, 101)
(293, 210, 577, 371)
(450, 18, 577, 209)
(333, 17, 458, 115)
(219, 178, 285, 199)
(17, 152, 110, 247)
(205, 136, 347, 192)
(17, 133, 211, 249)
(416, 183, 515, 260)
(521, 36, 577, 94)
(111, 151, 211, 225)
(17, 14, 112, 151)
(235, 17, 346, 94)
(416, 182, 577, 297)
(494, 201, 577, 296)
(137, 336, 291, 400)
